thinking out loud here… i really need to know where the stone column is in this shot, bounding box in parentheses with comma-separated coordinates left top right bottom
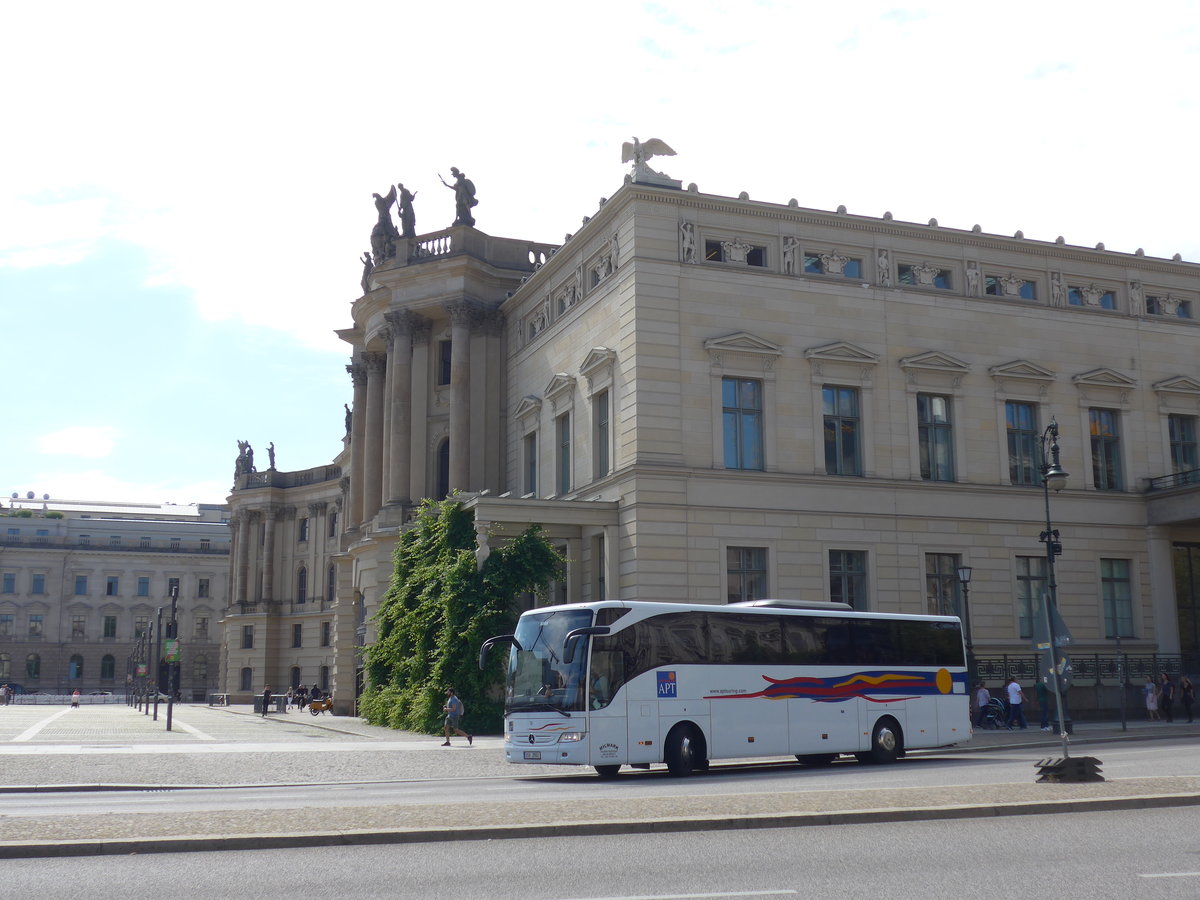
(245, 510, 261, 602)
(447, 302, 474, 492)
(384, 311, 421, 506)
(1147, 526, 1181, 653)
(308, 501, 326, 601)
(232, 514, 249, 606)
(363, 351, 387, 522)
(346, 357, 368, 528)
(260, 506, 279, 603)
(409, 319, 432, 500)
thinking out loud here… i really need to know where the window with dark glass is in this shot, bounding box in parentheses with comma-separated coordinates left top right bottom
(823, 386, 861, 476)
(100, 654, 115, 680)
(829, 549, 867, 607)
(242, 624, 254, 649)
(593, 390, 610, 479)
(298, 517, 309, 542)
(925, 553, 961, 616)
(1089, 408, 1123, 490)
(1069, 286, 1116, 309)
(103, 615, 117, 638)
(557, 412, 571, 495)
(1006, 400, 1040, 485)
(722, 377, 763, 470)
(437, 339, 452, 385)
(74, 575, 88, 595)
(297, 566, 307, 604)
(292, 623, 302, 648)
(726, 547, 767, 603)
(1101, 558, 1134, 638)
(917, 393, 954, 481)
(1016, 556, 1046, 639)
(1169, 414, 1198, 474)
(523, 432, 537, 495)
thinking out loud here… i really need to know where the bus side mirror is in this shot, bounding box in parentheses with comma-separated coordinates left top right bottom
(478, 634, 520, 670)
(563, 626, 610, 665)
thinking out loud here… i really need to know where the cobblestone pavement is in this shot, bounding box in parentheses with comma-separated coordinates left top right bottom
(1, 703, 1197, 857)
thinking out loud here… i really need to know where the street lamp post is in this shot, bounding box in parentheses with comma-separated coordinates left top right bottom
(1039, 418, 1071, 758)
(956, 565, 975, 693)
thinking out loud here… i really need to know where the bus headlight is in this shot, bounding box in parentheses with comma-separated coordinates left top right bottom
(558, 732, 585, 743)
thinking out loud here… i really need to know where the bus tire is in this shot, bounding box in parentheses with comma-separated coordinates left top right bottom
(857, 717, 902, 765)
(796, 753, 837, 767)
(594, 765, 621, 778)
(664, 724, 704, 777)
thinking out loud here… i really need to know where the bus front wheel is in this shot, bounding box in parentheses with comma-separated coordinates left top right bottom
(664, 724, 705, 777)
(594, 765, 621, 778)
(856, 717, 902, 765)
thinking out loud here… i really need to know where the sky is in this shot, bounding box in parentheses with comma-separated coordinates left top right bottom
(4, 1, 1199, 506)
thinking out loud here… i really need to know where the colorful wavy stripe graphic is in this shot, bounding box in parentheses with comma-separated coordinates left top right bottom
(704, 669, 959, 704)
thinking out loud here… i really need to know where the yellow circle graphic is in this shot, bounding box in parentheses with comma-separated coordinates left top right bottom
(936, 668, 953, 694)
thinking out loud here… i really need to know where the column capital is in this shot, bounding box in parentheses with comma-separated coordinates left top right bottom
(445, 299, 483, 327)
(363, 351, 388, 375)
(307, 501, 328, 516)
(346, 358, 368, 386)
(384, 309, 428, 337)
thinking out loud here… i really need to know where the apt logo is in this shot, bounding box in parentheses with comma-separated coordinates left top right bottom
(656, 670, 677, 698)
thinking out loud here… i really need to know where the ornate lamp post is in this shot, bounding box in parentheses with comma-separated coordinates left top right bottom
(1039, 418, 1071, 756)
(956, 565, 975, 691)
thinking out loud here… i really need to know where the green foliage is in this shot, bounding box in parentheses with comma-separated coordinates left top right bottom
(361, 497, 563, 735)
(44, 512, 64, 519)
(7, 510, 34, 518)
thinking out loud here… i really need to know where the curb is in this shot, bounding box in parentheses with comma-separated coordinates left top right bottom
(3, 792, 1199, 859)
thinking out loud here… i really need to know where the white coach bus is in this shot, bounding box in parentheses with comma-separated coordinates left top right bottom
(480, 599, 970, 777)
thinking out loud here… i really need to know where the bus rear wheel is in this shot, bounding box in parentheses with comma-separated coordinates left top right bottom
(594, 765, 621, 778)
(664, 724, 705, 777)
(856, 717, 902, 765)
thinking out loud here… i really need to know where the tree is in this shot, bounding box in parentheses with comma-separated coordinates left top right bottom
(359, 497, 563, 734)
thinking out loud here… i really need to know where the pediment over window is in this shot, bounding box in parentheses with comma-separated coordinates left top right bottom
(899, 351, 969, 390)
(804, 341, 880, 365)
(579, 347, 617, 391)
(544, 374, 577, 405)
(1153, 375, 1200, 396)
(988, 360, 1056, 382)
(704, 332, 783, 371)
(1072, 368, 1137, 389)
(513, 395, 543, 422)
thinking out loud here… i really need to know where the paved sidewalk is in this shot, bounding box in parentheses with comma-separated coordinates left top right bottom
(1, 704, 1197, 858)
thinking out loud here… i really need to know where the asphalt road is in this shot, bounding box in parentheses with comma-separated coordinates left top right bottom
(5, 806, 1199, 900)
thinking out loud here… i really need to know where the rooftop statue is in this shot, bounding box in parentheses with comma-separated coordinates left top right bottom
(370, 186, 399, 261)
(397, 183, 417, 239)
(439, 167, 477, 227)
(622, 137, 677, 182)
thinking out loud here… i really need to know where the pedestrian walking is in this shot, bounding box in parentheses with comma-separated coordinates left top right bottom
(1159, 672, 1176, 723)
(296, 685, 308, 709)
(1143, 675, 1160, 721)
(441, 688, 472, 746)
(71, 689, 81, 708)
(973, 681, 991, 727)
(285, 687, 294, 711)
(261, 685, 273, 717)
(1180, 675, 1195, 723)
(1005, 677, 1027, 729)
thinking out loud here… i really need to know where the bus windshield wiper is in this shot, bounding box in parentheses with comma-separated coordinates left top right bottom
(514, 700, 571, 717)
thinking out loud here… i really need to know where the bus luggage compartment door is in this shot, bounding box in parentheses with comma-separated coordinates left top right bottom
(788, 696, 861, 756)
(627, 701, 661, 765)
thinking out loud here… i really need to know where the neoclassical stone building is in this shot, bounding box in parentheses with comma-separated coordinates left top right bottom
(0, 497, 228, 697)
(224, 161, 1200, 710)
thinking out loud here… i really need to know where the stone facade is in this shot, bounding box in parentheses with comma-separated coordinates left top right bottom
(227, 176, 1200, 712)
(0, 498, 229, 697)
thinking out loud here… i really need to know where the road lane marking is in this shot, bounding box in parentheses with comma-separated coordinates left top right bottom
(1140, 872, 1200, 878)
(170, 718, 217, 741)
(561, 893, 798, 900)
(11, 708, 73, 742)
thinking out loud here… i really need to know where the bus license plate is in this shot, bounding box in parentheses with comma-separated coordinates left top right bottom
(523, 750, 542, 760)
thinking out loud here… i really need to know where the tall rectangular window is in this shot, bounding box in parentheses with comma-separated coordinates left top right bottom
(134, 616, 149, 639)
(298, 518, 309, 542)
(106, 576, 119, 596)
(1169, 414, 1198, 474)
(823, 386, 861, 476)
(167, 577, 180, 597)
(137, 576, 150, 597)
(925, 553, 961, 616)
(829, 550, 867, 608)
(437, 339, 452, 386)
(242, 625, 254, 649)
(917, 394, 954, 481)
(103, 615, 118, 639)
(1089, 408, 1123, 490)
(31, 574, 46, 595)
(195, 617, 209, 641)
(593, 390, 610, 479)
(292, 624, 303, 648)
(198, 578, 210, 599)
(1006, 401, 1040, 485)
(28, 614, 43, 638)
(0, 614, 11, 635)
(726, 547, 767, 603)
(722, 377, 764, 470)
(557, 412, 572, 495)
(523, 432, 537, 496)
(1101, 558, 1134, 638)
(1, 573, 13, 593)
(321, 621, 331, 647)
(1016, 556, 1047, 639)
(74, 575, 88, 595)
(71, 615, 86, 640)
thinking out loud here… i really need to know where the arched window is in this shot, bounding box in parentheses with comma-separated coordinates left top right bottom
(327, 564, 336, 606)
(193, 655, 208, 680)
(240, 667, 253, 691)
(291, 666, 301, 689)
(436, 439, 450, 500)
(100, 655, 116, 680)
(297, 566, 308, 605)
(26, 654, 40, 679)
(68, 655, 84, 680)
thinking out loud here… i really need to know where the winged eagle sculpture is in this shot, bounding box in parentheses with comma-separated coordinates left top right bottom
(621, 137, 676, 181)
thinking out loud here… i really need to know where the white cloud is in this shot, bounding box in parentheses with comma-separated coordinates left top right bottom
(36, 427, 118, 459)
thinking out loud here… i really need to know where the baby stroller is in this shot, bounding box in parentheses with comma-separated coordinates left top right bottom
(978, 696, 1011, 730)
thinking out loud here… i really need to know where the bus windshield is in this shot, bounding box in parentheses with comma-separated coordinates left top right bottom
(505, 608, 593, 714)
